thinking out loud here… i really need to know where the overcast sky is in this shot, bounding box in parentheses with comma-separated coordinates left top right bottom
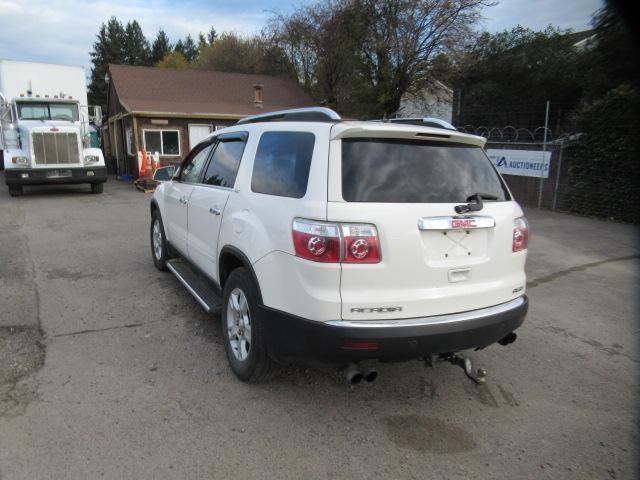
(0, 0, 604, 72)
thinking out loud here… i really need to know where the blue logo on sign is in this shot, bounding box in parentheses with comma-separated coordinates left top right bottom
(497, 157, 507, 167)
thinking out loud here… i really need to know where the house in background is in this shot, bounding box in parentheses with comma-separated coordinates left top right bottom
(395, 80, 453, 123)
(105, 64, 313, 176)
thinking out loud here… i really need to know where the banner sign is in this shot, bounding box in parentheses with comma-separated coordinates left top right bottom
(487, 149, 551, 178)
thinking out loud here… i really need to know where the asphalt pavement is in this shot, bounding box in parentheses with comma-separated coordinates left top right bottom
(0, 175, 638, 479)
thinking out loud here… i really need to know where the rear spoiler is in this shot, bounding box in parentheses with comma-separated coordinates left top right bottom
(330, 124, 486, 148)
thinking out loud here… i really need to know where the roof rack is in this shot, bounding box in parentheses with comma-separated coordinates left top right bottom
(375, 117, 457, 131)
(237, 107, 342, 125)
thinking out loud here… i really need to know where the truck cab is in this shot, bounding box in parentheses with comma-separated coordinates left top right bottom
(0, 59, 107, 196)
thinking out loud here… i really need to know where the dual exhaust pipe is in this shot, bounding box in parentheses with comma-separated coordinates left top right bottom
(344, 363, 377, 385)
(343, 332, 517, 384)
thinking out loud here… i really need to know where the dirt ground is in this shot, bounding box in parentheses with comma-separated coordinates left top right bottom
(0, 175, 638, 479)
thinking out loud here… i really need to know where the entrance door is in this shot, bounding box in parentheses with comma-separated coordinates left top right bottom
(188, 124, 213, 150)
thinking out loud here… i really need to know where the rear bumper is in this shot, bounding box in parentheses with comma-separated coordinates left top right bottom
(261, 296, 528, 366)
(5, 167, 107, 186)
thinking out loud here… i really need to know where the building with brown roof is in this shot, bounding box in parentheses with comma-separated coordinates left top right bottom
(104, 64, 313, 175)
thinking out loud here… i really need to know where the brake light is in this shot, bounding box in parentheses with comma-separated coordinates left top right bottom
(513, 217, 529, 252)
(292, 219, 381, 263)
(342, 224, 380, 263)
(292, 219, 341, 262)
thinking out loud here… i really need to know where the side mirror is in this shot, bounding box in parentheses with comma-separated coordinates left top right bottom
(153, 165, 177, 182)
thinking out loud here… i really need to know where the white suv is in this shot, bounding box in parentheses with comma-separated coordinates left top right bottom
(150, 108, 528, 383)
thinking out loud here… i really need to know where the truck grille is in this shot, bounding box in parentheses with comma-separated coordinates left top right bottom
(32, 132, 80, 165)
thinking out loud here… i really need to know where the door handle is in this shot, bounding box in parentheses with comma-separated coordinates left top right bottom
(179, 197, 188, 205)
(209, 207, 222, 216)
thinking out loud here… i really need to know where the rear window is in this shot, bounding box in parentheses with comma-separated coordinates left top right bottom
(251, 132, 315, 198)
(342, 138, 509, 203)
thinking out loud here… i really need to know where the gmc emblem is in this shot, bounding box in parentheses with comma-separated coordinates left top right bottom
(451, 219, 477, 228)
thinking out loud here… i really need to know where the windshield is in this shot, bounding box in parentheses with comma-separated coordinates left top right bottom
(341, 138, 510, 203)
(16, 102, 79, 121)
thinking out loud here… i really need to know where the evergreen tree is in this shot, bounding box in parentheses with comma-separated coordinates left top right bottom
(206, 27, 218, 44)
(88, 17, 126, 107)
(174, 35, 199, 63)
(198, 27, 217, 53)
(150, 29, 172, 65)
(198, 33, 208, 52)
(123, 20, 150, 65)
(182, 34, 199, 62)
(174, 39, 185, 58)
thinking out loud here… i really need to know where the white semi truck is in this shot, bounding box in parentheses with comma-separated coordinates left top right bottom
(0, 60, 106, 196)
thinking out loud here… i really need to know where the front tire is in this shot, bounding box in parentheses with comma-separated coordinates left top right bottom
(150, 210, 169, 271)
(91, 183, 104, 194)
(8, 185, 23, 197)
(222, 268, 277, 382)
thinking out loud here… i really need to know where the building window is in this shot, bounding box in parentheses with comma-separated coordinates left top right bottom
(143, 129, 180, 156)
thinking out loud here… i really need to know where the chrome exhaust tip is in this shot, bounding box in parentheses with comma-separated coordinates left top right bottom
(498, 332, 517, 346)
(344, 364, 363, 385)
(363, 368, 378, 383)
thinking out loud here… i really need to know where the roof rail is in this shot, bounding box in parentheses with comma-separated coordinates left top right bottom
(375, 117, 457, 131)
(237, 107, 342, 125)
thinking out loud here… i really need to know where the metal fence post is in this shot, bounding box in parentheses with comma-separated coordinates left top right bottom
(552, 140, 565, 211)
(537, 100, 550, 209)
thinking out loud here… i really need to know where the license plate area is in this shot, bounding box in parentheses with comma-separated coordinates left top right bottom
(423, 229, 489, 264)
(46, 169, 72, 178)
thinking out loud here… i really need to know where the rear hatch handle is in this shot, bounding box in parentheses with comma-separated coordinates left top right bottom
(455, 192, 498, 214)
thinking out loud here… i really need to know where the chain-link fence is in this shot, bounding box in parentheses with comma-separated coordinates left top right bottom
(476, 128, 638, 223)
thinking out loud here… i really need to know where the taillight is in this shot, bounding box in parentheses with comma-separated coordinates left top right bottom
(513, 217, 529, 252)
(292, 219, 341, 262)
(342, 224, 380, 263)
(292, 219, 381, 263)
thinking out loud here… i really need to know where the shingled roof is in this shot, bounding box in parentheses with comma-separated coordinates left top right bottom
(108, 64, 313, 116)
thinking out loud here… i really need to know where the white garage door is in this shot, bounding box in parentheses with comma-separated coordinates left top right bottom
(188, 124, 213, 150)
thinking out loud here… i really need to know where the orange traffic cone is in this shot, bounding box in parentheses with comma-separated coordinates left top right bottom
(140, 149, 147, 177)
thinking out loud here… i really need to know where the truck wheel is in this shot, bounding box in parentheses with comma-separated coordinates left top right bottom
(150, 210, 169, 271)
(91, 183, 104, 194)
(8, 185, 23, 197)
(222, 268, 278, 382)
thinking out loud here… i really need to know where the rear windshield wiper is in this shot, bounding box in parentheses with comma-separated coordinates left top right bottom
(454, 193, 498, 214)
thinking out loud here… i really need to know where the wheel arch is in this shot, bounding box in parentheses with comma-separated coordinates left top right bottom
(150, 198, 160, 215)
(219, 246, 264, 304)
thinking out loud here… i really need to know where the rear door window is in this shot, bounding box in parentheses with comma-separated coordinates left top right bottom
(251, 132, 315, 198)
(341, 138, 509, 203)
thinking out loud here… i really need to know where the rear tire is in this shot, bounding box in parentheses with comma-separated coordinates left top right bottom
(222, 268, 278, 382)
(91, 183, 104, 194)
(8, 185, 22, 197)
(150, 210, 169, 271)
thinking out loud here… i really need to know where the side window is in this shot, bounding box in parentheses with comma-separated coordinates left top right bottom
(250, 132, 315, 198)
(180, 143, 214, 183)
(203, 136, 247, 188)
